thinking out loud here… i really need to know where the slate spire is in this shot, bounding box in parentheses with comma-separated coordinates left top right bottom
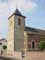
(15, 8, 23, 16)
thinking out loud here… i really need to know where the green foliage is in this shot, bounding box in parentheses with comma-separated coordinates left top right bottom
(3, 45, 7, 50)
(39, 41, 45, 50)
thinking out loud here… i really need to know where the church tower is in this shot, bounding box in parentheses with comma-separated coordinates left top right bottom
(7, 9, 25, 51)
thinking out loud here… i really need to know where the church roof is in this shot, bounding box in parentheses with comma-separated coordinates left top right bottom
(25, 27, 39, 32)
(25, 27, 45, 35)
(8, 9, 25, 19)
(14, 9, 23, 16)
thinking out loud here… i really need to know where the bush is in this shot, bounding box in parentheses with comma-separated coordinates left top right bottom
(3, 45, 7, 50)
(39, 41, 45, 51)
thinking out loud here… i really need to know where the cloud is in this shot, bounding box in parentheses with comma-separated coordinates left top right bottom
(0, 0, 37, 16)
(17, 0, 37, 12)
(0, 0, 38, 16)
(7, 0, 38, 15)
(0, 1, 8, 38)
(0, 2, 8, 16)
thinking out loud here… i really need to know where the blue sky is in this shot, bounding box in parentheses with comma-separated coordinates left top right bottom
(0, 0, 45, 38)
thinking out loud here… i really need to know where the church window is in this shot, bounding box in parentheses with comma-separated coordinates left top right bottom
(18, 18, 21, 25)
(32, 41, 35, 48)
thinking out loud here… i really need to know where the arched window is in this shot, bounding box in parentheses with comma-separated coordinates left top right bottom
(32, 41, 35, 48)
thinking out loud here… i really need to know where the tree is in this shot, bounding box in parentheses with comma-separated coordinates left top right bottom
(39, 41, 45, 51)
(3, 45, 7, 50)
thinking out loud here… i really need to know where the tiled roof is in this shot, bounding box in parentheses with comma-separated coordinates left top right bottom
(0, 38, 7, 41)
(25, 27, 39, 32)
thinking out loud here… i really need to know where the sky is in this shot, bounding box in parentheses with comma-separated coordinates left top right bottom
(0, 0, 45, 38)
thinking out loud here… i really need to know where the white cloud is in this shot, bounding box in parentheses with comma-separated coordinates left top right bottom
(7, 0, 38, 15)
(0, 1, 8, 38)
(4, 0, 37, 15)
(0, 2, 8, 16)
(0, 0, 37, 16)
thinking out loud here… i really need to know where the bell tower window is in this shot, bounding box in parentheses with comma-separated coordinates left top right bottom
(18, 18, 21, 25)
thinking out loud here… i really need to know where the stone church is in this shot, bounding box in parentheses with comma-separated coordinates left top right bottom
(7, 9, 45, 52)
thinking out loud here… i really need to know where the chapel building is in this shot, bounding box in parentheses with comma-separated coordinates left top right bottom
(7, 9, 45, 52)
